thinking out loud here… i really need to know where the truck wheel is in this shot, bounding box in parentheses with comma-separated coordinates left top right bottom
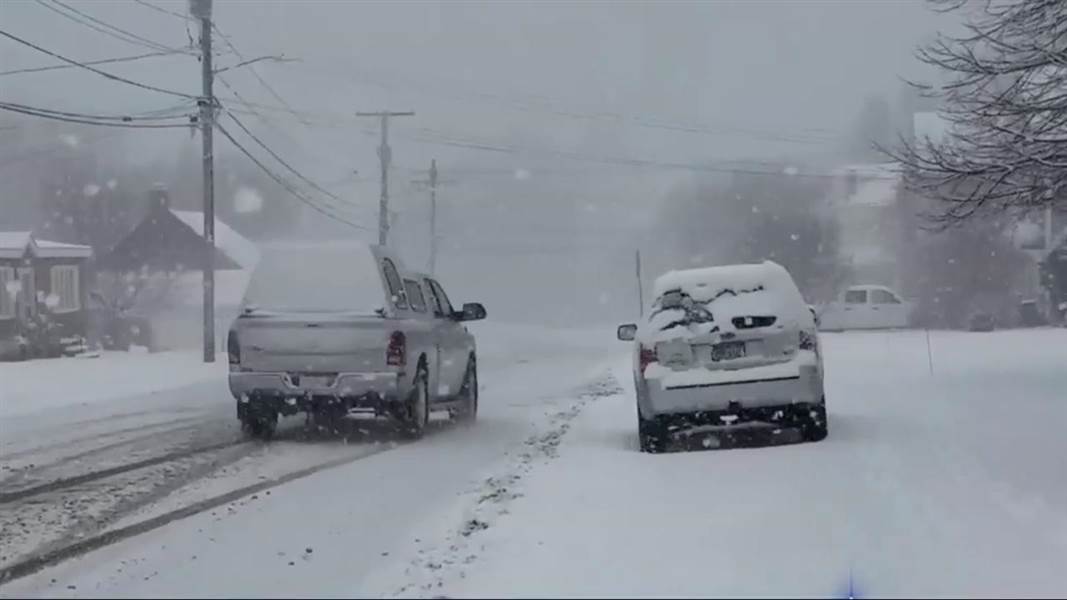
(241, 403, 277, 441)
(453, 357, 478, 424)
(244, 415, 276, 441)
(403, 367, 429, 439)
(802, 403, 828, 442)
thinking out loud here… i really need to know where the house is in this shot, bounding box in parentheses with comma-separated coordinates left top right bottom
(825, 162, 904, 290)
(0, 232, 93, 360)
(1039, 215, 1067, 324)
(98, 190, 259, 352)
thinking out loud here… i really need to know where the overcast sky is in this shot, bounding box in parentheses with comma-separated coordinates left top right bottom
(2, 1, 947, 172)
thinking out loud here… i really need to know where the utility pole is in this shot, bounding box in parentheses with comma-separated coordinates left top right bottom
(635, 249, 644, 317)
(191, 0, 215, 363)
(356, 111, 415, 246)
(428, 159, 438, 274)
(411, 160, 457, 274)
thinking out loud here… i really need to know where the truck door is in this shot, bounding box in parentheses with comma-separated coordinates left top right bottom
(842, 288, 869, 329)
(870, 287, 908, 329)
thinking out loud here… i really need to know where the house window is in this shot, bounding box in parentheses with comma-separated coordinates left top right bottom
(49, 265, 81, 313)
(0, 266, 14, 319)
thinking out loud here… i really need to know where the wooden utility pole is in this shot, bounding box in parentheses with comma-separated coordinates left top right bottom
(356, 111, 415, 246)
(635, 249, 644, 317)
(411, 160, 457, 275)
(191, 0, 215, 363)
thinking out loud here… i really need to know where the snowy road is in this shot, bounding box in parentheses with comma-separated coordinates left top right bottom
(2, 327, 1066, 597)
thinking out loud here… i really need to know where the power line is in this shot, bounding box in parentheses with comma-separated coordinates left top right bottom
(0, 100, 193, 122)
(132, 0, 195, 21)
(214, 121, 371, 232)
(35, 0, 193, 55)
(0, 49, 182, 77)
(211, 23, 308, 126)
(221, 109, 353, 207)
(0, 101, 194, 129)
(0, 29, 197, 99)
(294, 62, 842, 146)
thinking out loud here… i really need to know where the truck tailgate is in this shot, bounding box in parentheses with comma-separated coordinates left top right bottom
(236, 313, 390, 373)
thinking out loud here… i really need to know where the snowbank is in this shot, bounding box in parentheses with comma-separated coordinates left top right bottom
(0, 351, 226, 420)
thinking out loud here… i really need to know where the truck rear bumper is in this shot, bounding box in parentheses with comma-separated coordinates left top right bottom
(230, 371, 401, 405)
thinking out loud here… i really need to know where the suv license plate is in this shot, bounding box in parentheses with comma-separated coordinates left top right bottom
(711, 341, 746, 361)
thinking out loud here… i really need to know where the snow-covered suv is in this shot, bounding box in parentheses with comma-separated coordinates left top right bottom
(617, 261, 827, 452)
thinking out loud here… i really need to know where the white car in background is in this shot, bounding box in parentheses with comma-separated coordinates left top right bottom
(617, 261, 827, 453)
(817, 284, 914, 331)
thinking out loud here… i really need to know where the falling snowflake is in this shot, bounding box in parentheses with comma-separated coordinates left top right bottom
(790, 233, 800, 241)
(234, 186, 264, 214)
(83, 184, 101, 197)
(514, 168, 531, 181)
(106, 179, 118, 190)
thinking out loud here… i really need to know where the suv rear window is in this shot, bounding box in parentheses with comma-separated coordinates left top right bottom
(404, 279, 427, 312)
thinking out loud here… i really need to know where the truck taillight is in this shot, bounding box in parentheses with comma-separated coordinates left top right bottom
(799, 330, 817, 351)
(639, 345, 657, 373)
(387, 331, 406, 367)
(227, 330, 241, 365)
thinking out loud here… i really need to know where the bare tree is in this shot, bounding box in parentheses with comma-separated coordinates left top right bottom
(889, 0, 1067, 227)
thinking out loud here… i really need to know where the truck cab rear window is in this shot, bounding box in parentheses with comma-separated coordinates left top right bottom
(404, 279, 428, 312)
(381, 258, 408, 309)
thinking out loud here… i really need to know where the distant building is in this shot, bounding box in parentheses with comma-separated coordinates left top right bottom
(825, 162, 903, 290)
(0, 232, 93, 360)
(98, 189, 258, 351)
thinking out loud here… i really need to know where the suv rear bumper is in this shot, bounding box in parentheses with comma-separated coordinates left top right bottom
(640, 363, 823, 418)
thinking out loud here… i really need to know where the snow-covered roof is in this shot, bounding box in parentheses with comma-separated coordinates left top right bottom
(170, 210, 259, 269)
(0, 231, 93, 259)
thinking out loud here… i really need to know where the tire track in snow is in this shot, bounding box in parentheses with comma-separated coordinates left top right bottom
(0, 439, 401, 587)
(0, 438, 250, 504)
(392, 371, 624, 598)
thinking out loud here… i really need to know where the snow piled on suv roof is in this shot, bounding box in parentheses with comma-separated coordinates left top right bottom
(648, 261, 811, 334)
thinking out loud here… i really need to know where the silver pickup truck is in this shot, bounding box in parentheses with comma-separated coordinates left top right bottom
(227, 242, 486, 439)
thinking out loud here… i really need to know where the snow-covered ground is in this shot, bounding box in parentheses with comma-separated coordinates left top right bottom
(2, 327, 1065, 597)
(0, 350, 226, 420)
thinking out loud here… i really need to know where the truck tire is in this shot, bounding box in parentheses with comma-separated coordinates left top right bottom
(243, 413, 276, 441)
(403, 366, 430, 439)
(452, 357, 478, 424)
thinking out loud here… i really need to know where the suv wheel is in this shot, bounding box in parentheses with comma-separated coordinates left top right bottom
(802, 402, 828, 442)
(638, 410, 667, 453)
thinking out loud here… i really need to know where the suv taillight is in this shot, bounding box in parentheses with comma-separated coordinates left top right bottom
(799, 330, 816, 351)
(386, 331, 406, 367)
(639, 345, 657, 374)
(227, 330, 241, 365)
